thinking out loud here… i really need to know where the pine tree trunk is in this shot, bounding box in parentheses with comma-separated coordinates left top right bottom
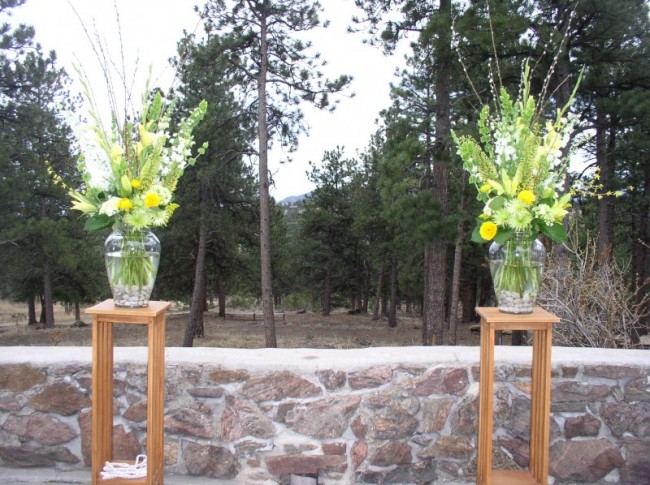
(184, 224, 207, 347)
(449, 225, 463, 345)
(257, 11, 277, 347)
(42, 262, 55, 328)
(322, 260, 331, 316)
(388, 254, 398, 328)
(422, 0, 451, 346)
(362, 262, 371, 313)
(596, 104, 614, 262)
(372, 260, 385, 321)
(218, 279, 226, 318)
(27, 296, 37, 326)
(74, 302, 81, 322)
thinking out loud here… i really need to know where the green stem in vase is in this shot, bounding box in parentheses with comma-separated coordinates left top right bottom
(106, 228, 156, 289)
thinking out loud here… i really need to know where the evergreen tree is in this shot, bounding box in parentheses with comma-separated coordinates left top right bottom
(198, 0, 352, 347)
(0, 1, 103, 325)
(159, 32, 257, 346)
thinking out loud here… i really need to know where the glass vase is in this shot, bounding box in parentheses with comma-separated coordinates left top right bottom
(104, 227, 160, 308)
(488, 232, 546, 314)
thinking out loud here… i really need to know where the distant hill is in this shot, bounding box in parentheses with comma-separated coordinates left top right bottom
(279, 193, 310, 205)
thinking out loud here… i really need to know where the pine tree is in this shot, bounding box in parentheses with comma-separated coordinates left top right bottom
(198, 0, 351, 347)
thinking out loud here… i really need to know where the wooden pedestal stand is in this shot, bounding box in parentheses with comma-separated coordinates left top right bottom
(87, 299, 170, 485)
(476, 307, 559, 485)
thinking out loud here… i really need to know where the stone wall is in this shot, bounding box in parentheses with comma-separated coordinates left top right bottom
(0, 346, 648, 484)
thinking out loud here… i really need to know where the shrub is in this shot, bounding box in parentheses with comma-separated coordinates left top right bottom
(539, 234, 647, 348)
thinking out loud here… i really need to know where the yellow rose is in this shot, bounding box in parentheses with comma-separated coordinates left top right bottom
(517, 190, 536, 206)
(479, 221, 498, 241)
(143, 192, 162, 208)
(117, 198, 134, 211)
(131, 179, 142, 189)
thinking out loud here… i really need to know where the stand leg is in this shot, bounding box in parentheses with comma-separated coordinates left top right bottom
(147, 314, 165, 484)
(92, 319, 114, 485)
(530, 329, 552, 485)
(477, 320, 495, 485)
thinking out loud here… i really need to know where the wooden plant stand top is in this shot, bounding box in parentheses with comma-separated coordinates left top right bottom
(476, 307, 560, 485)
(86, 299, 170, 485)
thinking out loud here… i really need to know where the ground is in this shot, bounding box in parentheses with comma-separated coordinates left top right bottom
(0, 301, 481, 348)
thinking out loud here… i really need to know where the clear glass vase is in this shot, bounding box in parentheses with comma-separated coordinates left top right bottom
(104, 227, 161, 308)
(488, 232, 546, 314)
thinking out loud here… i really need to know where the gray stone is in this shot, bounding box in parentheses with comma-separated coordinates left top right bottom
(265, 454, 347, 476)
(123, 400, 147, 422)
(188, 386, 224, 399)
(29, 382, 90, 416)
(78, 410, 91, 466)
(0, 445, 79, 467)
(2, 413, 76, 445)
(369, 441, 412, 466)
(241, 371, 321, 401)
(112, 425, 142, 460)
(348, 366, 392, 390)
(221, 397, 274, 441)
(497, 435, 529, 468)
(621, 438, 650, 484)
(164, 406, 214, 438)
(234, 439, 272, 458)
(363, 399, 418, 440)
(431, 436, 473, 459)
(419, 397, 454, 433)
(183, 441, 239, 479)
(449, 394, 478, 436)
(285, 395, 361, 439)
(0, 364, 46, 392)
(0, 394, 23, 411)
(316, 369, 346, 390)
(624, 375, 650, 402)
(351, 441, 367, 470)
(207, 368, 249, 384)
(549, 438, 624, 482)
(564, 413, 601, 438)
(601, 401, 650, 438)
(552, 381, 611, 402)
(413, 367, 469, 396)
(322, 442, 346, 455)
(351, 415, 368, 439)
(583, 364, 644, 379)
(357, 460, 436, 484)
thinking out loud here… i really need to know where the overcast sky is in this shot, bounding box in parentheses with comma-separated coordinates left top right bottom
(10, 0, 408, 201)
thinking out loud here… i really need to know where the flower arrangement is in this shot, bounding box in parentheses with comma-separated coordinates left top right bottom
(69, 83, 208, 232)
(453, 62, 580, 245)
(452, 62, 581, 312)
(55, 77, 208, 307)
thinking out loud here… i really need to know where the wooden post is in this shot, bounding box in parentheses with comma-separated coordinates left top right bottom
(475, 307, 559, 485)
(87, 300, 170, 485)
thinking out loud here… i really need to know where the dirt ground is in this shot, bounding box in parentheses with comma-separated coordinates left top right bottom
(0, 301, 481, 348)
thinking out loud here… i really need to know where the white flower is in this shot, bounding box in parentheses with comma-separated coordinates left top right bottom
(99, 197, 121, 216)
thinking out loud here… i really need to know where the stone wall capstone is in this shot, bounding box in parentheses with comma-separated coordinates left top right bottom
(0, 345, 648, 484)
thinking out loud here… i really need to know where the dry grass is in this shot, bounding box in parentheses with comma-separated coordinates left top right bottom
(0, 301, 480, 348)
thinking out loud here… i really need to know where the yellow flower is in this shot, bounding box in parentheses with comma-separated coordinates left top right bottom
(517, 190, 536, 206)
(479, 221, 498, 241)
(479, 183, 492, 193)
(117, 198, 134, 211)
(131, 179, 142, 189)
(139, 124, 154, 147)
(110, 144, 124, 161)
(143, 192, 162, 208)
